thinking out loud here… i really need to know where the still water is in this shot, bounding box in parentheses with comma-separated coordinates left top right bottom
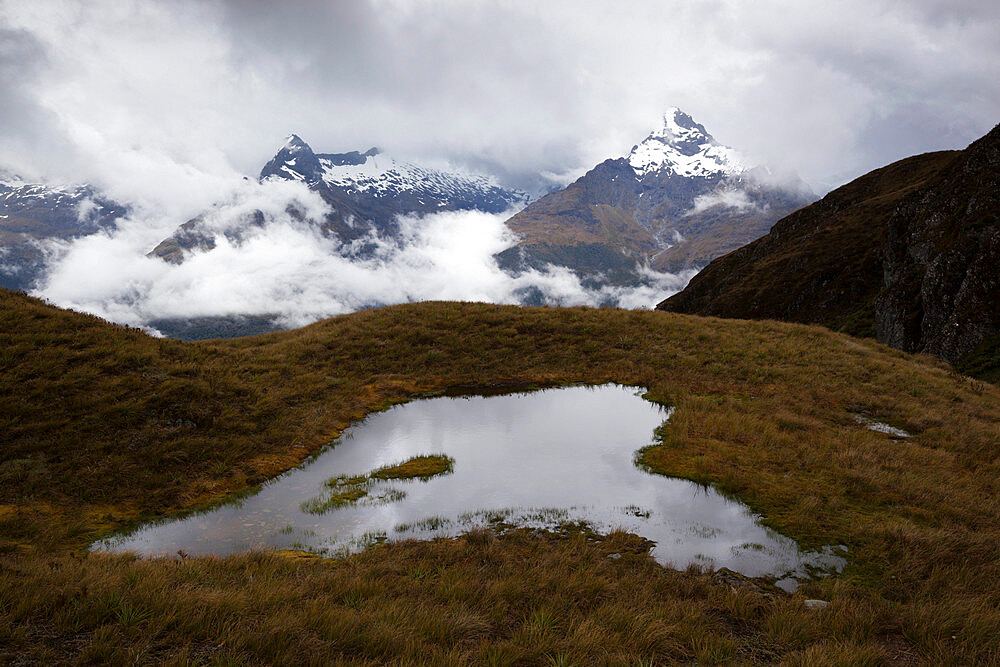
(96, 385, 843, 584)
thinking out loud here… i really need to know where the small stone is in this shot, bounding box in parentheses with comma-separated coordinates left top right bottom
(804, 599, 829, 610)
(607, 553, 622, 560)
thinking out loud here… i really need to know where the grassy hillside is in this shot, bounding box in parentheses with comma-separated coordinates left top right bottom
(657, 150, 958, 337)
(659, 123, 1000, 384)
(2, 288, 999, 663)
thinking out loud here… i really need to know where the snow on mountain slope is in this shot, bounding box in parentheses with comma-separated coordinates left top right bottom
(318, 153, 511, 201)
(0, 175, 127, 290)
(0, 176, 117, 230)
(150, 135, 529, 265)
(261, 134, 527, 212)
(627, 107, 750, 179)
(499, 108, 814, 282)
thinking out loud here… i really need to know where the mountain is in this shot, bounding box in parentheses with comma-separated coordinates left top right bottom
(657, 123, 1000, 380)
(496, 108, 814, 285)
(0, 175, 127, 290)
(150, 135, 527, 263)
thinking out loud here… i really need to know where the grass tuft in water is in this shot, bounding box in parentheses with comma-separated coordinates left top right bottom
(300, 477, 371, 514)
(300, 455, 450, 514)
(370, 454, 455, 481)
(396, 515, 452, 534)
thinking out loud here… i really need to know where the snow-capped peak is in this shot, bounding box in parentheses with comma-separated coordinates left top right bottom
(283, 134, 312, 153)
(628, 108, 751, 179)
(316, 150, 519, 202)
(260, 136, 529, 211)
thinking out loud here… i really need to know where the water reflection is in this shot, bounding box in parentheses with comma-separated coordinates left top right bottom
(96, 385, 844, 584)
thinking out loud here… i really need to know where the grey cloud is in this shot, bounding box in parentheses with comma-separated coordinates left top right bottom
(0, 26, 73, 179)
(215, 0, 591, 185)
(3, 0, 998, 197)
(1, 0, 998, 329)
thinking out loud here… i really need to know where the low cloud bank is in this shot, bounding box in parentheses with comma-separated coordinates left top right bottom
(36, 180, 695, 333)
(686, 189, 756, 216)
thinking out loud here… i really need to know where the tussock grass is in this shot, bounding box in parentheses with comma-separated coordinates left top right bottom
(371, 454, 455, 481)
(300, 474, 372, 514)
(300, 455, 453, 514)
(2, 288, 1000, 662)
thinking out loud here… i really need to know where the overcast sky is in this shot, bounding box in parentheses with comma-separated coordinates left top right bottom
(2, 0, 999, 328)
(2, 0, 999, 210)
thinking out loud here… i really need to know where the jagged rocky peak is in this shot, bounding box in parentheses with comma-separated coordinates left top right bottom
(324, 147, 379, 167)
(256, 134, 527, 208)
(649, 108, 712, 155)
(628, 107, 750, 179)
(259, 134, 324, 182)
(150, 134, 529, 267)
(262, 134, 395, 183)
(283, 134, 312, 153)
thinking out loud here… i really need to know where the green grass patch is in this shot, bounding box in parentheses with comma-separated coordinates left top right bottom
(370, 454, 455, 481)
(300, 456, 451, 514)
(300, 485, 369, 514)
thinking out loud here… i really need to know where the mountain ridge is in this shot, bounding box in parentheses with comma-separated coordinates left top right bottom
(498, 108, 814, 283)
(0, 176, 127, 290)
(150, 135, 528, 265)
(658, 122, 1000, 379)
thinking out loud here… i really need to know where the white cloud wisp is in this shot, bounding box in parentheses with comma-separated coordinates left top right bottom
(36, 180, 694, 331)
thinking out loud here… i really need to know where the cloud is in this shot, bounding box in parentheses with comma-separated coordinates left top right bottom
(36, 180, 692, 329)
(686, 190, 756, 216)
(3, 0, 999, 328)
(2, 0, 998, 201)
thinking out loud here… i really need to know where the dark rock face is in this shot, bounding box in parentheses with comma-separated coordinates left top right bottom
(656, 151, 956, 334)
(0, 179, 127, 290)
(150, 209, 268, 264)
(659, 123, 1000, 375)
(258, 134, 326, 182)
(875, 125, 1000, 362)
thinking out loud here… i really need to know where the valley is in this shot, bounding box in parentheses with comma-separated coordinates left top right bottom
(3, 109, 812, 337)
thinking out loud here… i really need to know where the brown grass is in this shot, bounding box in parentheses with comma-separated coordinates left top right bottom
(2, 288, 1000, 663)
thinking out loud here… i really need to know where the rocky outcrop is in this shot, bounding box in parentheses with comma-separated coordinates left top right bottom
(875, 125, 1000, 363)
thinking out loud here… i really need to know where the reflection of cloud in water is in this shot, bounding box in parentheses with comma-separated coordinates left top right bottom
(96, 385, 845, 586)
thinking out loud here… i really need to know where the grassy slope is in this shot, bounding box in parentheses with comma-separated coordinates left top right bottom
(657, 151, 958, 337)
(2, 289, 1000, 663)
